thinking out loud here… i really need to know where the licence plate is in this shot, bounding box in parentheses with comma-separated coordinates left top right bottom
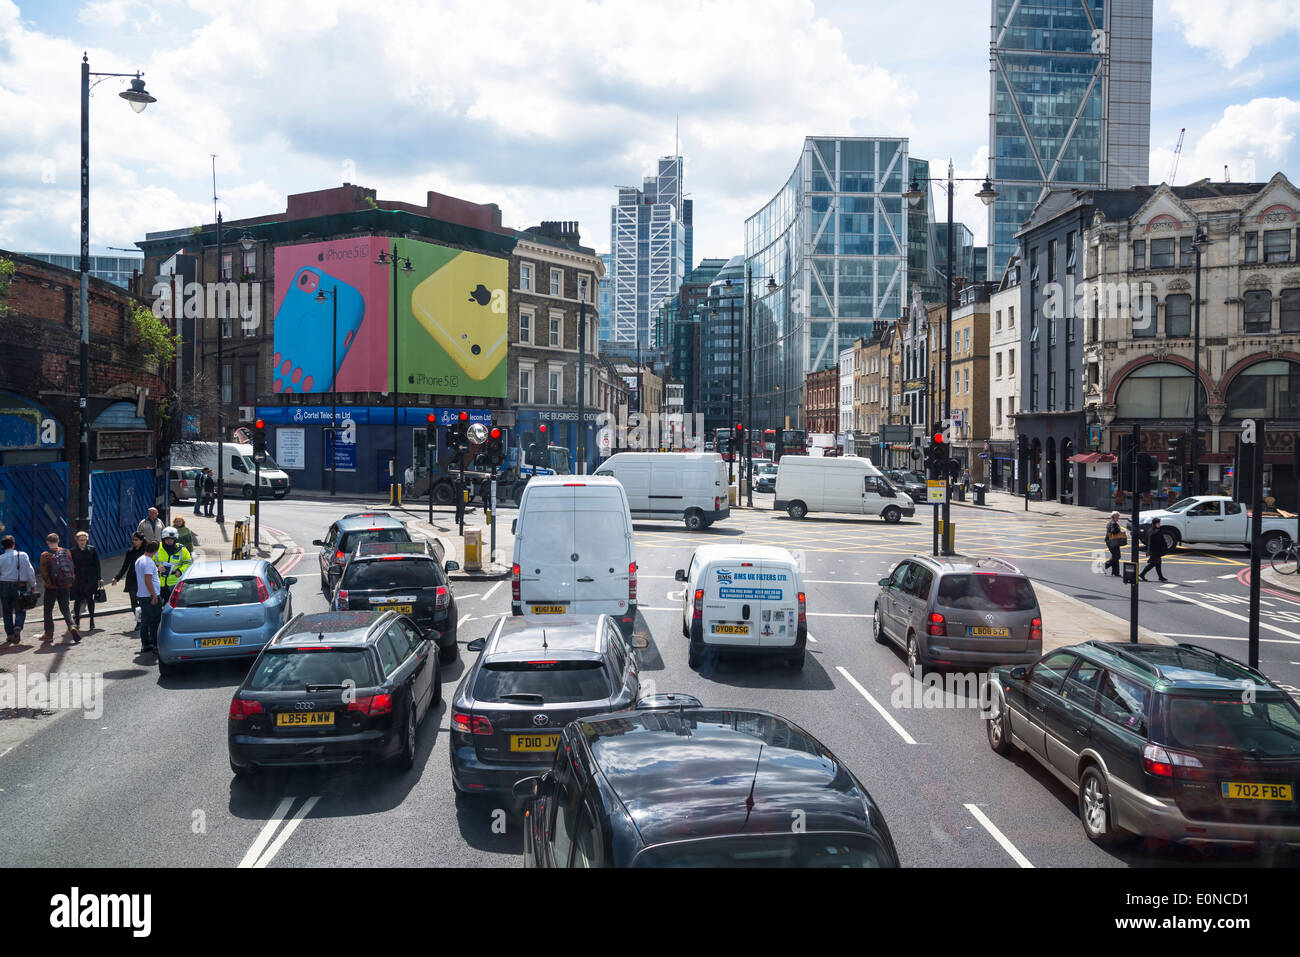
(968, 626, 1010, 637)
(199, 636, 240, 648)
(511, 733, 560, 752)
(376, 604, 413, 613)
(712, 624, 750, 635)
(275, 711, 335, 727)
(530, 605, 566, 614)
(1221, 781, 1293, 801)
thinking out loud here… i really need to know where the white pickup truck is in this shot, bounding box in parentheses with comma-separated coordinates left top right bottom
(1131, 495, 1296, 556)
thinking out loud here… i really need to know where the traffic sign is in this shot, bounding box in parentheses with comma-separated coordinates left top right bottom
(927, 479, 946, 504)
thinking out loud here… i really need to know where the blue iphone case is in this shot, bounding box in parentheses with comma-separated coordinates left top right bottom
(272, 267, 365, 394)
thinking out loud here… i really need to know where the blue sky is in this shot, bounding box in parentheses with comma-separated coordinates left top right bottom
(2, 0, 1298, 264)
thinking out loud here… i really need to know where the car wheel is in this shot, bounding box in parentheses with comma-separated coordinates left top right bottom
(906, 633, 926, 680)
(882, 506, 902, 524)
(1079, 765, 1130, 846)
(432, 482, 455, 507)
(985, 684, 1013, 755)
(157, 657, 178, 678)
(788, 650, 805, 670)
(1160, 529, 1179, 553)
(873, 604, 887, 644)
(787, 501, 807, 520)
(432, 662, 443, 707)
(241, 484, 255, 499)
(395, 698, 417, 771)
(1263, 531, 1288, 557)
(684, 510, 704, 531)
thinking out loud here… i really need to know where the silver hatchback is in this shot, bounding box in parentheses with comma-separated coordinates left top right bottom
(874, 556, 1042, 677)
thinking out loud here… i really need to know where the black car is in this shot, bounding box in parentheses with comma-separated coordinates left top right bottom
(450, 614, 640, 797)
(886, 469, 928, 502)
(228, 610, 440, 776)
(313, 514, 412, 594)
(516, 701, 900, 867)
(986, 640, 1300, 848)
(334, 542, 462, 663)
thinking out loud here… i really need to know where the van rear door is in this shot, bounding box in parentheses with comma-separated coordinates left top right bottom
(517, 488, 577, 614)
(701, 560, 754, 647)
(571, 486, 632, 617)
(756, 559, 798, 648)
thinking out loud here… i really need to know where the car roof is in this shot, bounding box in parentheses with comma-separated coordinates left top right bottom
(182, 559, 266, 578)
(576, 708, 874, 846)
(273, 611, 388, 646)
(904, 554, 1026, 577)
(524, 475, 624, 490)
(689, 544, 798, 565)
(336, 515, 405, 531)
(483, 615, 607, 660)
(1073, 641, 1276, 693)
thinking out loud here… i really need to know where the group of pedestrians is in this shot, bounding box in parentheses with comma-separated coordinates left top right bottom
(0, 504, 194, 651)
(193, 467, 216, 517)
(1103, 511, 1170, 583)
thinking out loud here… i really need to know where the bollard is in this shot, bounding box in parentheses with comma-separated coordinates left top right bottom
(464, 527, 483, 572)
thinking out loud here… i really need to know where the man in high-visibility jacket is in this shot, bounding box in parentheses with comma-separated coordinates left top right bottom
(156, 527, 192, 603)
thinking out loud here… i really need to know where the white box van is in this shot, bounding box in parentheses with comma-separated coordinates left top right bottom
(675, 544, 806, 669)
(774, 455, 913, 523)
(594, 452, 729, 529)
(173, 441, 292, 499)
(511, 476, 637, 636)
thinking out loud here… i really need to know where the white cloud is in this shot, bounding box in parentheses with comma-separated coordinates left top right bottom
(1162, 0, 1300, 69)
(1150, 97, 1300, 185)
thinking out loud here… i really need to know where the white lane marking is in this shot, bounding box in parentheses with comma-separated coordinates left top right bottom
(481, 581, 503, 601)
(835, 666, 916, 745)
(1218, 573, 1240, 579)
(238, 796, 295, 869)
(1182, 580, 1208, 584)
(806, 632, 818, 643)
(458, 614, 472, 627)
(964, 804, 1034, 869)
(252, 795, 322, 869)
(1167, 591, 1300, 642)
(1167, 634, 1298, 645)
(808, 612, 873, 619)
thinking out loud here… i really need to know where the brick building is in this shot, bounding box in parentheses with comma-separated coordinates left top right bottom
(803, 365, 839, 435)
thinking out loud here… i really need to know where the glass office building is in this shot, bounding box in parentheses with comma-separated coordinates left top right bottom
(988, 0, 1152, 278)
(609, 156, 690, 346)
(598, 253, 613, 341)
(20, 252, 143, 289)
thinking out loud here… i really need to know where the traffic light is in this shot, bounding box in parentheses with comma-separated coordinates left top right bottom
(447, 411, 471, 456)
(930, 431, 948, 479)
(1136, 452, 1156, 494)
(1118, 434, 1135, 493)
(1170, 433, 1187, 470)
(252, 418, 266, 460)
(486, 426, 505, 467)
(947, 457, 961, 482)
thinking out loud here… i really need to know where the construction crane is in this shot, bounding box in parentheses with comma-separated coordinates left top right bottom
(1168, 128, 1185, 184)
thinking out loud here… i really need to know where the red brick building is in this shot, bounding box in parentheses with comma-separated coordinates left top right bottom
(804, 365, 839, 435)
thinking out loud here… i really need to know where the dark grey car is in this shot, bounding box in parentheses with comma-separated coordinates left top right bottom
(450, 614, 640, 798)
(874, 555, 1042, 677)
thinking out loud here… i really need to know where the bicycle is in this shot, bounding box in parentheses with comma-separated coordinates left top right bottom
(1271, 541, 1300, 575)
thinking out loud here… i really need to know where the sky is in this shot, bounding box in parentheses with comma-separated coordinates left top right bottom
(1, 0, 1299, 266)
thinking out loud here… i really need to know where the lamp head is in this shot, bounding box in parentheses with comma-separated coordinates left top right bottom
(119, 74, 155, 113)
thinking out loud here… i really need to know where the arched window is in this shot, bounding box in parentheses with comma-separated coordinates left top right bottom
(1115, 362, 1207, 419)
(1226, 360, 1300, 419)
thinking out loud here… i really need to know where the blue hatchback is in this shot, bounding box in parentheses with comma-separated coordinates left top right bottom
(157, 559, 297, 676)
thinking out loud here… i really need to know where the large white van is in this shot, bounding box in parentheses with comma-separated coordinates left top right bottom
(674, 544, 807, 670)
(511, 476, 638, 636)
(173, 441, 292, 499)
(594, 452, 729, 530)
(774, 455, 914, 522)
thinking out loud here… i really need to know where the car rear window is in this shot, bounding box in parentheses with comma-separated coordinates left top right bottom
(1164, 695, 1300, 757)
(937, 574, 1037, 612)
(246, 649, 376, 691)
(632, 834, 889, 868)
(474, 659, 612, 704)
(176, 578, 259, 607)
(340, 528, 410, 553)
(343, 560, 442, 589)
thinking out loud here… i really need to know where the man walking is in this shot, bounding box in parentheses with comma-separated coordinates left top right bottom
(0, 534, 37, 644)
(202, 468, 216, 517)
(136, 507, 164, 544)
(39, 533, 80, 643)
(1103, 511, 1125, 578)
(1139, 517, 1170, 583)
(193, 469, 203, 516)
(136, 540, 162, 654)
(156, 526, 192, 604)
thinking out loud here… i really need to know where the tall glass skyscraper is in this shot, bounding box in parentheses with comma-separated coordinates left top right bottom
(609, 156, 690, 346)
(988, 0, 1152, 278)
(597, 253, 613, 341)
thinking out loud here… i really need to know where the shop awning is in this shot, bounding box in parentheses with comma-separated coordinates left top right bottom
(1198, 453, 1232, 464)
(1069, 452, 1116, 463)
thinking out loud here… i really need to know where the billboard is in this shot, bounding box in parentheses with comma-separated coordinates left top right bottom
(272, 236, 508, 398)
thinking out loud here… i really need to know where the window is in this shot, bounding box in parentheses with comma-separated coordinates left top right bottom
(1029, 651, 1077, 694)
(1048, 371, 1056, 410)
(995, 310, 1002, 331)
(240, 363, 257, 404)
(550, 269, 562, 297)
(1029, 247, 1039, 283)
(1282, 289, 1300, 333)
(1225, 360, 1300, 418)
(1150, 238, 1175, 269)
(1179, 235, 1195, 267)
(996, 398, 1003, 427)
(1065, 366, 1074, 410)
(221, 253, 232, 280)
(1165, 294, 1191, 338)
(377, 631, 404, 676)
(1008, 350, 1014, 376)
(1066, 231, 1077, 274)
(1132, 290, 1156, 338)
(549, 314, 562, 347)
(1047, 239, 1057, 280)
(1062, 659, 1104, 710)
(1097, 671, 1147, 735)
(520, 263, 533, 291)
(1031, 373, 1039, 410)
(1244, 232, 1259, 264)
(518, 366, 533, 405)
(1243, 290, 1272, 333)
(1132, 240, 1146, 270)
(995, 352, 1003, 378)
(1264, 229, 1291, 263)
(242, 250, 255, 276)
(519, 308, 533, 344)
(1115, 362, 1207, 419)
(1008, 305, 1014, 327)
(548, 367, 562, 405)
(221, 362, 232, 404)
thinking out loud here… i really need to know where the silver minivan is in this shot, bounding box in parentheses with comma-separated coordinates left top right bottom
(874, 556, 1042, 677)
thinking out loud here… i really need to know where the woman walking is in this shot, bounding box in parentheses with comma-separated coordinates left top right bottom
(110, 532, 148, 633)
(1103, 511, 1125, 578)
(71, 530, 103, 633)
(0, 535, 37, 644)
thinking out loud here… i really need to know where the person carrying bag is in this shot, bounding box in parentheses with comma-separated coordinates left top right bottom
(0, 535, 37, 644)
(1103, 511, 1126, 578)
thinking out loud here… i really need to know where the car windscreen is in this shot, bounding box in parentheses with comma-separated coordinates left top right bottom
(474, 659, 611, 704)
(1164, 694, 1300, 757)
(246, 649, 376, 691)
(343, 560, 441, 589)
(340, 528, 411, 554)
(937, 574, 1037, 612)
(1165, 498, 1200, 513)
(632, 834, 890, 868)
(175, 577, 260, 607)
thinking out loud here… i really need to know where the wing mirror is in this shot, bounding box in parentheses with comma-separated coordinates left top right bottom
(674, 569, 687, 582)
(466, 637, 487, 653)
(1009, 666, 1028, 681)
(445, 560, 460, 572)
(312, 539, 324, 547)
(284, 577, 297, 586)
(878, 578, 890, 587)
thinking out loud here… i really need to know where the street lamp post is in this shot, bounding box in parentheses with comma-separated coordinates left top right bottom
(1190, 223, 1209, 495)
(375, 243, 413, 505)
(79, 54, 154, 531)
(211, 213, 256, 524)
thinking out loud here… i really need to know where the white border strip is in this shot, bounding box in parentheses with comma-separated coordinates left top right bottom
(964, 803, 1034, 868)
(835, 666, 916, 744)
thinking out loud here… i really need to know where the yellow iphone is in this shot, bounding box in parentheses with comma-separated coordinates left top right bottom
(410, 254, 507, 381)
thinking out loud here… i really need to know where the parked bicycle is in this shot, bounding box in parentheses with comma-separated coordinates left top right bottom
(1271, 540, 1300, 575)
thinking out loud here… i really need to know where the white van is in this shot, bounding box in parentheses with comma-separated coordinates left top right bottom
(774, 455, 913, 523)
(674, 544, 806, 670)
(173, 441, 292, 499)
(511, 476, 637, 636)
(594, 452, 729, 529)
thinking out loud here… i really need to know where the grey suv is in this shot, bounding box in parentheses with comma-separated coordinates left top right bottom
(874, 555, 1042, 677)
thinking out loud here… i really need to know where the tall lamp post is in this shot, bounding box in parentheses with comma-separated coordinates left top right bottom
(212, 213, 256, 524)
(315, 283, 341, 495)
(79, 54, 155, 531)
(375, 243, 414, 505)
(1190, 223, 1209, 495)
(905, 163, 997, 554)
(744, 266, 779, 507)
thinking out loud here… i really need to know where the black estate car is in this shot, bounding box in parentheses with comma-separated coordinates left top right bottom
(516, 702, 900, 867)
(334, 542, 462, 663)
(228, 611, 440, 776)
(314, 514, 412, 594)
(986, 640, 1300, 848)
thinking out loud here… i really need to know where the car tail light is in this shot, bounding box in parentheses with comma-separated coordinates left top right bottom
(798, 592, 807, 624)
(714, 496, 720, 510)
(512, 564, 521, 602)
(348, 693, 393, 716)
(435, 585, 449, 610)
(334, 550, 345, 563)
(453, 711, 493, 735)
(928, 612, 946, 637)
(228, 697, 264, 720)
(168, 580, 184, 608)
(629, 562, 637, 601)
(255, 577, 270, 602)
(335, 589, 348, 609)
(1143, 743, 1208, 779)
(693, 589, 704, 621)
(1030, 617, 1043, 642)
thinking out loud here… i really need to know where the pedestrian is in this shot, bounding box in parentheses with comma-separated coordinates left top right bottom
(70, 530, 103, 633)
(136, 506, 164, 544)
(1103, 511, 1125, 578)
(172, 515, 196, 553)
(110, 532, 147, 632)
(192, 469, 203, 516)
(136, 540, 162, 654)
(0, 534, 37, 644)
(201, 468, 216, 517)
(155, 526, 192, 604)
(39, 532, 80, 643)
(404, 464, 415, 497)
(1139, 517, 1170, 582)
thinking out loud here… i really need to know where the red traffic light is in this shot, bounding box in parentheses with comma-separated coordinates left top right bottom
(458, 411, 469, 422)
(735, 424, 743, 433)
(254, 419, 264, 430)
(932, 432, 945, 445)
(427, 414, 436, 424)
(539, 424, 548, 434)
(490, 428, 501, 440)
